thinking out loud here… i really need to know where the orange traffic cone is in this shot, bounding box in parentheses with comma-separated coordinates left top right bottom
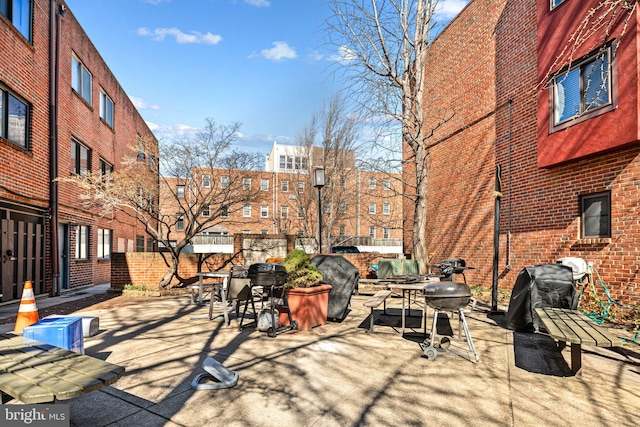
(14, 281, 39, 334)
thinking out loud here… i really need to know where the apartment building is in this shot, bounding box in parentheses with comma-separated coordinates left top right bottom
(405, 0, 639, 305)
(162, 143, 403, 253)
(1, 1, 157, 301)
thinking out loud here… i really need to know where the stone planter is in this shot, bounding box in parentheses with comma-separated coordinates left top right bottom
(279, 284, 332, 331)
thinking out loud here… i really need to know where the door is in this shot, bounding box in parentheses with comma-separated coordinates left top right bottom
(58, 224, 70, 290)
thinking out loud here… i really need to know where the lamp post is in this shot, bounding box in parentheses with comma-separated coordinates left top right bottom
(313, 168, 325, 254)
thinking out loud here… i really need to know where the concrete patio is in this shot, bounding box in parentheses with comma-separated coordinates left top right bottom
(1, 289, 639, 426)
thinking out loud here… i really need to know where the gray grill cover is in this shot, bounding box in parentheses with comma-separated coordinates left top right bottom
(506, 264, 577, 332)
(311, 255, 360, 321)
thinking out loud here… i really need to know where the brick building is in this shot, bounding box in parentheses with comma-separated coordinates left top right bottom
(405, 0, 639, 306)
(161, 143, 403, 254)
(1, 1, 157, 301)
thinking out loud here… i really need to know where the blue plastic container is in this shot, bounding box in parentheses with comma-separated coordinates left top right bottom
(23, 316, 85, 354)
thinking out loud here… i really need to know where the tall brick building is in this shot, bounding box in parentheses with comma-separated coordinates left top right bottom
(1, 1, 157, 301)
(406, 0, 639, 306)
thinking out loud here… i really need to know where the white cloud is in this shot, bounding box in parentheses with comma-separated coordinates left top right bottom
(147, 122, 201, 140)
(244, 0, 270, 7)
(436, 0, 470, 19)
(252, 41, 297, 61)
(137, 27, 222, 45)
(328, 45, 358, 64)
(130, 96, 161, 110)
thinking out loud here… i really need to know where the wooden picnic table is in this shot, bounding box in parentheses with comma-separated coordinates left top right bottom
(0, 333, 125, 403)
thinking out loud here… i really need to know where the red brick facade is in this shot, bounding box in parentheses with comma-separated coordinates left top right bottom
(1, 1, 156, 301)
(405, 0, 639, 307)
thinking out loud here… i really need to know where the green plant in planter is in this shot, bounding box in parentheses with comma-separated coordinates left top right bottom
(282, 249, 322, 288)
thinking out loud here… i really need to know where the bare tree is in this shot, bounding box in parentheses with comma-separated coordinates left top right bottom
(326, 0, 438, 272)
(291, 94, 361, 252)
(61, 118, 263, 288)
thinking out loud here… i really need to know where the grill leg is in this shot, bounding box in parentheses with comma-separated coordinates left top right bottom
(458, 308, 479, 362)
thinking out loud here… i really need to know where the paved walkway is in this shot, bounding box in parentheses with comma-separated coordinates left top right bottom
(1, 287, 639, 426)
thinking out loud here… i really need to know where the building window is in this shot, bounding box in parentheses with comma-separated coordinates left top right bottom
(176, 185, 185, 198)
(339, 201, 346, 213)
(261, 205, 268, 218)
(297, 181, 305, 193)
(97, 228, 111, 259)
(243, 230, 251, 234)
(383, 227, 390, 239)
(243, 204, 251, 217)
(550, 0, 565, 10)
(261, 178, 269, 191)
(383, 203, 390, 215)
(147, 237, 154, 252)
(75, 225, 88, 260)
(281, 180, 289, 192)
(72, 55, 92, 105)
(369, 203, 376, 214)
(99, 158, 113, 176)
(202, 174, 211, 188)
(1, 0, 32, 41)
(71, 139, 91, 176)
(339, 225, 346, 236)
(136, 137, 146, 161)
(261, 230, 268, 235)
(339, 177, 346, 187)
(281, 206, 289, 219)
(243, 178, 252, 190)
(287, 156, 293, 169)
(580, 192, 611, 238)
(383, 178, 391, 190)
(202, 204, 210, 217)
(99, 90, 114, 128)
(176, 214, 184, 231)
(552, 46, 613, 128)
(324, 201, 331, 213)
(279, 155, 286, 169)
(369, 226, 376, 239)
(136, 235, 145, 252)
(220, 204, 229, 217)
(220, 175, 229, 189)
(369, 178, 376, 189)
(297, 207, 304, 218)
(0, 86, 29, 149)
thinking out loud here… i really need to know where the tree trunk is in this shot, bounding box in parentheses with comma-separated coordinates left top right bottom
(413, 145, 429, 274)
(158, 254, 180, 289)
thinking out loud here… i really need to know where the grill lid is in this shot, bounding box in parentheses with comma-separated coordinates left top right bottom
(424, 281, 471, 298)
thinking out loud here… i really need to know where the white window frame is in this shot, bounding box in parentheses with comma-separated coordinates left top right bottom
(176, 215, 184, 231)
(281, 206, 289, 219)
(243, 204, 252, 218)
(202, 204, 210, 217)
(99, 90, 114, 128)
(261, 178, 269, 191)
(297, 181, 305, 193)
(176, 185, 185, 199)
(383, 203, 390, 215)
(369, 226, 376, 239)
(369, 203, 376, 214)
(260, 205, 269, 218)
(202, 174, 211, 188)
(75, 225, 89, 260)
(97, 228, 111, 259)
(281, 180, 289, 192)
(383, 178, 391, 190)
(220, 175, 229, 189)
(220, 205, 229, 218)
(72, 55, 92, 105)
(369, 178, 376, 189)
(243, 178, 252, 190)
(383, 227, 390, 239)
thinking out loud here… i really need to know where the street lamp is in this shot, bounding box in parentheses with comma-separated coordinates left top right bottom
(313, 168, 325, 254)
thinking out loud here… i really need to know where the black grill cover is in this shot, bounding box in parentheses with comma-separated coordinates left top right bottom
(506, 264, 577, 332)
(311, 255, 360, 321)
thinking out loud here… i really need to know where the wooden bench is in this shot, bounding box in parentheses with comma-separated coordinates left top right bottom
(0, 333, 125, 403)
(534, 307, 623, 376)
(363, 290, 392, 332)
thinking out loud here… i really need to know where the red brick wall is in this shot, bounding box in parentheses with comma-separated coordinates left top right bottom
(407, 0, 639, 307)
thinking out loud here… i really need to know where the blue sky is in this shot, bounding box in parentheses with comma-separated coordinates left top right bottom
(65, 0, 469, 157)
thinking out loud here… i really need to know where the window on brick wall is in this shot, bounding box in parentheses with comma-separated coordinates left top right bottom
(97, 228, 111, 259)
(99, 90, 114, 128)
(261, 178, 269, 191)
(383, 227, 390, 239)
(202, 204, 210, 217)
(1, 0, 32, 41)
(369, 178, 376, 189)
(147, 237, 154, 252)
(0, 85, 29, 149)
(99, 158, 113, 176)
(75, 225, 88, 260)
(71, 139, 91, 176)
(243, 178, 252, 190)
(551, 45, 614, 129)
(220, 204, 229, 217)
(176, 214, 184, 231)
(202, 174, 211, 188)
(369, 226, 376, 239)
(383, 203, 390, 215)
(550, 0, 566, 10)
(580, 191, 611, 238)
(260, 205, 268, 218)
(281, 180, 289, 192)
(72, 55, 92, 106)
(136, 235, 144, 252)
(281, 206, 289, 219)
(176, 185, 185, 198)
(243, 204, 251, 217)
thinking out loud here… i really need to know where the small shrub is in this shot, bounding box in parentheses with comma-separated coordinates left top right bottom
(282, 249, 322, 288)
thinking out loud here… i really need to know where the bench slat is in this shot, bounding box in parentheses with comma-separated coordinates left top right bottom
(363, 290, 391, 308)
(536, 308, 622, 347)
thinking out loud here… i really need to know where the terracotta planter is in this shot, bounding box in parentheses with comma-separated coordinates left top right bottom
(279, 284, 332, 331)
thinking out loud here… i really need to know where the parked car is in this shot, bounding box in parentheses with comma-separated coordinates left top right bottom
(330, 246, 360, 254)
